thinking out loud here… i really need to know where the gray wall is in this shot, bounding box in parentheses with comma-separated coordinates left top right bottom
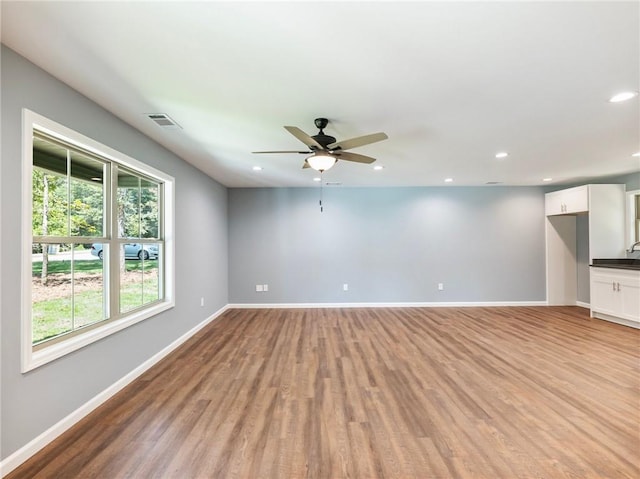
(1, 47, 228, 459)
(229, 187, 547, 303)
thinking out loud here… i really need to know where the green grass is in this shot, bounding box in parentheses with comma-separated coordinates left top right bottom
(120, 277, 160, 314)
(32, 289, 103, 343)
(32, 260, 159, 343)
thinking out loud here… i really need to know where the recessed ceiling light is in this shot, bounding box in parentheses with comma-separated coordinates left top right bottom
(495, 152, 508, 159)
(252, 166, 263, 171)
(632, 152, 640, 157)
(542, 178, 553, 182)
(444, 178, 453, 183)
(313, 177, 321, 182)
(373, 165, 384, 170)
(609, 91, 638, 103)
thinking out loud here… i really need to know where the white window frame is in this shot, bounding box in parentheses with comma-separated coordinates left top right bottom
(22, 109, 175, 372)
(626, 189, 640, 247)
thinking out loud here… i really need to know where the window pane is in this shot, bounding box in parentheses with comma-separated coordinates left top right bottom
(119, 243, 160, 313)
(70, 152, 105, 237)
(31, 243, 108, 344)
(117, 171, 140, 238)
(140, 179, 159, 239)
(32, 243, 73, 343)
(33, 136, 70, 237)
(143, 243, 161, 304)
(72, 245, 107, 329)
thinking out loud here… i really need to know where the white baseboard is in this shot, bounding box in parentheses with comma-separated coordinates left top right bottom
(575, 301, 590, 309)
(592, 311, 640, 329)
(0, 304, 230, 478)
(227, 301, 548, 309)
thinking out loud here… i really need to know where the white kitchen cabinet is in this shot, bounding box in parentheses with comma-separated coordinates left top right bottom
(545, 184, 626, 306)
(545, 185, 588, 216)
(590, 267, 640, 327)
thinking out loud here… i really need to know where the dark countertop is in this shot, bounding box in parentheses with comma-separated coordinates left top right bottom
(591, 258, 640, 271)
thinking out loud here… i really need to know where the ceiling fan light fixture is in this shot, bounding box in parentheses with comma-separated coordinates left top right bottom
(306, 151, 337, 172)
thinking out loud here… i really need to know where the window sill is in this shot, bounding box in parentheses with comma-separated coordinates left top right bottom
(22, 300, 175, 373)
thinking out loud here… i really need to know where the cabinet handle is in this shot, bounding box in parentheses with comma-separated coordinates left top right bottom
(613, 281, 616, 291)
(617, 282, 621, 292)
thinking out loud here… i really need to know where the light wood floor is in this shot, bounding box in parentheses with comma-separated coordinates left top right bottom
(7, 307, 640, 478)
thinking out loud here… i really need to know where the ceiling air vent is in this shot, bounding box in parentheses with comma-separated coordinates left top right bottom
(485, 181, 503, 185)
(146, 113, 182, 130)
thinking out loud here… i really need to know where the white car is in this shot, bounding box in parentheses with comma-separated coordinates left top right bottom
(90, 243, 158, 260)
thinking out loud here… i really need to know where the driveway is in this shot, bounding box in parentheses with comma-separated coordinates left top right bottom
(32, 250, 94, 262)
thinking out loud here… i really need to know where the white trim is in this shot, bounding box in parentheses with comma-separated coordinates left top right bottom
(626, 188, 639, 248)
(575, 301, 590, 309)
(21, 109, 36, 373)
(26, 301, 175, 371)
(227, 301, 548, 309)
(0, 305, 229, 478)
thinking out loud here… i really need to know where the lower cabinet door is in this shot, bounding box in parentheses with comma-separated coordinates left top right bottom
(591, 272, 618, 316)
(619, 279, 640, 323)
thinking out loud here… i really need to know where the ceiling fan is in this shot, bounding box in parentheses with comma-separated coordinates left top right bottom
(253, 118, 388, 172)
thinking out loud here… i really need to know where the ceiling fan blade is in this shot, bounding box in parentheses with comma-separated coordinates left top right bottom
(252, 150, 311, 154)
(333, 151, 376, 164)
(327, 132, 388, 151)
(284, 126, 324, 150)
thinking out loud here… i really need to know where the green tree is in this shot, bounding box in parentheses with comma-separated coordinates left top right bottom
(33, 168, 68, 284)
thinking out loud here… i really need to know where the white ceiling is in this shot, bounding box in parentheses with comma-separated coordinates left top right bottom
(2, 1, 639, 187)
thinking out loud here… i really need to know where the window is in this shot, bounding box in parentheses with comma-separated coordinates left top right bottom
(22, 110, 174, 372)
(627, 189, 640, 247)
(634, 193, 640, 243)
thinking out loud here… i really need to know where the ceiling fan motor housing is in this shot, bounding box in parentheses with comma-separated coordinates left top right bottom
(312, 133, 337, 149)
(311, 118, 336, 149)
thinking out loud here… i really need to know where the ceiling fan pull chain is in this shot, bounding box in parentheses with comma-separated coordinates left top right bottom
(319, 173, 324, 212)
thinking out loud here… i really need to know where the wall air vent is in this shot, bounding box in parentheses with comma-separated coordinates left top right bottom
(145, 113, 182, 130)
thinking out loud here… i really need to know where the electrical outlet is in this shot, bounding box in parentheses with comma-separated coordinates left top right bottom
(343, 283, 349, 291)
(256, 284, 263, 292)
(263, 284, 269, 292)
(438, 283, 444, 291)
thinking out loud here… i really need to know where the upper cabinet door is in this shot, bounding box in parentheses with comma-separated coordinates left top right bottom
(545, 185, 588, 216)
